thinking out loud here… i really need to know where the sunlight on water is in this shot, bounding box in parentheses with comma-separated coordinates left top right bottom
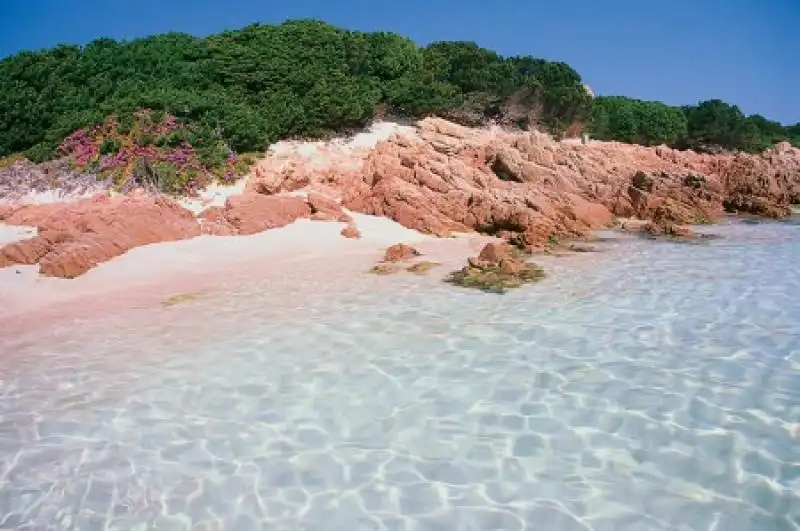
(1, 221, 799, 530)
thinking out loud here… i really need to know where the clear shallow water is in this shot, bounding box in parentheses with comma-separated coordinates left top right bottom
(1, 222, 799, 530)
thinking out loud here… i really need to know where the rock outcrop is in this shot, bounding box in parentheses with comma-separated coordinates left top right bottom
(198, 195, 312, 236)
(0, 190, 355, 277)
(2, 119, 798, 279)
(445, 242, 545, 293)
(368, 243, 422, 275)
(0, 194, 201, 278)
(249, 118, 800, 251)
(383, 243, 421, 262)
(340, 222, 361, 239)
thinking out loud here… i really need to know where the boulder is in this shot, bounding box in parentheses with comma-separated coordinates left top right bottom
(383, 243, 420, 262)
(307, 192, 349, 222)
(218, 194, 311, 235)
(340, 222, 361, 239)
(0, 195, 201, 278)
(445, 242, 545, 294)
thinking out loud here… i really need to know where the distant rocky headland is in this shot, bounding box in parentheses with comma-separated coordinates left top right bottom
(0, 20, 798, 282)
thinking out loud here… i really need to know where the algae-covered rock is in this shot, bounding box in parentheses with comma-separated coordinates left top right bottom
(162, 292, 202, 307)
(369, 263, 399, 275)
(406, 261, 440, 274)
(640, 221, 720, 244)
(444, 243, 545, 293)
(445, 262, 545, 294)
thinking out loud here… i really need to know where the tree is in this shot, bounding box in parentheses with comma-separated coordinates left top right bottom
(0, 19, 792, 159)
(682, 99, 748, 151)
(591, 97, 637, 142)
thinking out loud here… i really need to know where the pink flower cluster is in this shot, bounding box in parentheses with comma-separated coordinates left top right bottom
(60, 129, 96, 166)
(54, 110, 250, 195)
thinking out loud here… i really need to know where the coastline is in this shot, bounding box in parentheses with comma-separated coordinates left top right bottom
(1, 208, 798, 529)
(1, 117, 799, 334)
(0, 213, 495, 335)
(2, 16, 798, 529)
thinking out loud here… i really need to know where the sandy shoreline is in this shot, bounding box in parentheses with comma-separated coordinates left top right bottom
(2, 116, 797, 338)
(0, 213, 494, 335)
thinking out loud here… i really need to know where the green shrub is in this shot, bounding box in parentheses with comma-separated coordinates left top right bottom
(116, 115, 133, 135)
(155, 129, 190, 148)
(0, 19, 789, 158)
(197, 140, 229, 169)
(23, 143, 55, 163)
(131, 158, 195, 194)
(234, 158, 251, 175)
(133, 131, 155, 146)
(99, 137, 122, 155)
(151, 109, 167, 124)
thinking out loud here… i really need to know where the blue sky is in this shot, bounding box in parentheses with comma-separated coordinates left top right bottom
(1, 0, 797, 124)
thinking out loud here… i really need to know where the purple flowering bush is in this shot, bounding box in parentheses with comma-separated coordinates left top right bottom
(53, 110, 255, 196)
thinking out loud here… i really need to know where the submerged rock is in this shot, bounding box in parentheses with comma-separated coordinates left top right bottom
(369, 263, 399, 275)
(445, 242, 545, 293)
(406, 261, 440, 274)
(638, 220, 720, 244)
(567, 243, 599, 253)
(162, 292, 203, 307)
(340, 222, 361, 239)
(383, 243, 421, 262)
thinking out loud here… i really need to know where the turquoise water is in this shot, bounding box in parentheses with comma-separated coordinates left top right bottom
(1, 221, 799, 530)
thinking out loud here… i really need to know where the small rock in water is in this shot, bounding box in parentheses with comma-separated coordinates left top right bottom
(341, 223, 361, 239)
(162, 292, 202, 307)
(406, 261, 440, 274)
(568, 243, 599, 253)
(445, 243, 545, 293)
(369, 263, 399, 275)
(383, 243, 420, 262)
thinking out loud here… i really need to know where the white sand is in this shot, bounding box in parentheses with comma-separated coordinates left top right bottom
(0, 119, 492, 326)
(0, 223, 37, 245)
(177, 179, 248, 215)
(268, 121, 414, 164)
(0, 213, 490, 326)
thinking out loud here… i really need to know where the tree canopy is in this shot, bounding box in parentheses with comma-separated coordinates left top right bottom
(590, 96, 797, 152)
(0, 19, 589, 162)
(0, 18, 795, 167)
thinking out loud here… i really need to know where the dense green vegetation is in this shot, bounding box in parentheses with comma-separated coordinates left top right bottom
(0, 17, 796, 178)
(590, 97, 799, 152)
(0, 19, 589, 164)
(590, 96, 688, 146)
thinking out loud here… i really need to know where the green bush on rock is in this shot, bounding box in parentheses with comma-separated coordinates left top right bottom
(445, 262, 545, 293)
(444, 243, 545, 294)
